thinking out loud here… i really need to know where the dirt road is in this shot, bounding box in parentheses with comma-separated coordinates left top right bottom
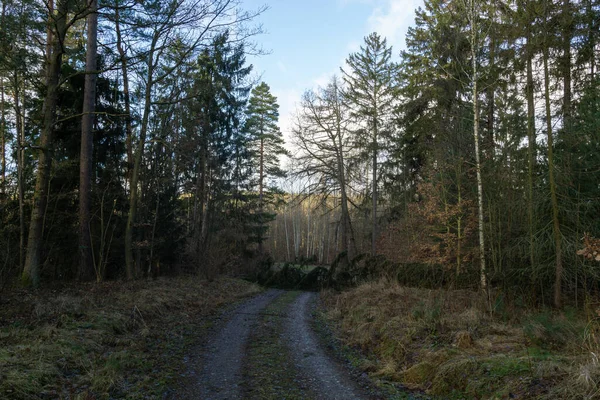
(171, 289, 372, 399)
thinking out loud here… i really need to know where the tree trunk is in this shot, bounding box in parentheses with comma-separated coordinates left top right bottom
(115, 0, 133, 186)
(587, 0, 595, 81)
(337, 132, 356, 262)
(79, 0, 98, 281)
(486, 36, 495, 156)
(543, 5, 563, 308)
(0, 78, 5, 195)
(526, 20, 537, 288)
(14, 76, 25, 272)
(21, 0, 66, 286)
(0, 3, 5, 195)
(258, 136, 264, 253)
(561, 0, 572, 129)
(22, 0, 67, 287)
(470, 0, 487, 292)
(194, 142, 208, 259)
(125, 39, 156, 280)
(371, 119, 378, 256)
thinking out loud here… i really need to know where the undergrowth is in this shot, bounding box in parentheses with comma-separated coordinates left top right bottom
(321, 278, 600, 399)
(0, 277, 261, 399)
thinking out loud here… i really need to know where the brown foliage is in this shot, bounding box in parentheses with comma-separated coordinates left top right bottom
(379, 181, 477, 272)
(577, 233, 600, 262)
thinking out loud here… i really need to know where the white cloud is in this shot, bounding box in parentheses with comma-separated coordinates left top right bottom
(366, 0, 422, 52)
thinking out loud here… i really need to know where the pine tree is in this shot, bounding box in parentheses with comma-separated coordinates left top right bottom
(78, 0, 98, 281)
(244, 82, 287, 252)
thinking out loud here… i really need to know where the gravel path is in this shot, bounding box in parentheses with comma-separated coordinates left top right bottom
(173, 289, 370, 399)
(285, 291, 365, 400)
(176, 289, 283, 400)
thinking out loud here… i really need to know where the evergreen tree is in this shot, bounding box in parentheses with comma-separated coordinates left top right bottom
(244, 82, 287, 252)
(341, 32, 398, 256)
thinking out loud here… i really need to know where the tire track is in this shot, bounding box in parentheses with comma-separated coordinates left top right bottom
(177, 289, 283, 399)
(285, 291, 365, 400)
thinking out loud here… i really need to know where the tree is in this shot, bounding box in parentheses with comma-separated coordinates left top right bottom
(79, 0, 98, 281)
(292, 76, 358, 271)
(244, 82, 287, 252)
(123, 0, 262, 279)
(22, 0, 74, 287)
(467, 0, 488, 292)
(542, 0, 564, 308)
(341, 32, 398, 256)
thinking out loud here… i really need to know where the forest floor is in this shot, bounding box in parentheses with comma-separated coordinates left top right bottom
(0, 276, 262, 399)
(3, 277, 599, 399)
(321, 279, 600, 399)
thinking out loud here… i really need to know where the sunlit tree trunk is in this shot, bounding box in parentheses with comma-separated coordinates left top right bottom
(469, 0, 487, 292)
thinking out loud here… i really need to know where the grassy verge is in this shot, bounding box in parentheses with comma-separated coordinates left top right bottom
(0, 276, 261, 399)
(321, 279, 600, 399)
(243, 290, 309, 400)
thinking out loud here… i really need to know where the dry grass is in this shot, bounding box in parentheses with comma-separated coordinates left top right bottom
(321, 278, 600, 399)
(0, 276, 261, 399)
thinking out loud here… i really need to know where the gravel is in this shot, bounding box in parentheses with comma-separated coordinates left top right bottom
(173, 289, 283, 400)
(285, 291, 365, 400)
(173, 289, 371, 399)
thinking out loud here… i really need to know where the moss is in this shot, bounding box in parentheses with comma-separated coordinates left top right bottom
(430, 358, 478, 395)
(402, 361, 437, 387)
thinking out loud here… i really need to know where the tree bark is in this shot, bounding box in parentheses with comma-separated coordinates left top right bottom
(0, 78, 5, 195)
(13, 75, 25, 272)
(0, 3, 5, 195)
(125, 38, 156, 280)
(258, 136, 264, 253)
(22, 0, 67, 287)
(525, 16, 537, 287)
(470, 0, 487, 292)
(543, 3, 563, 308)
(114, 0, 133, 186)
(79, 0, 98, 281)
(336, 116, 356, 261)
(561, 0, 572, 129)
(371, 118, 378, 256)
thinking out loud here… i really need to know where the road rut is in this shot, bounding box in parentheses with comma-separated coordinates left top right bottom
(174, 289, 369, 399)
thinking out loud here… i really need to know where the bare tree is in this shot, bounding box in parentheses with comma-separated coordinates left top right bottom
(292, 76, 358, 270)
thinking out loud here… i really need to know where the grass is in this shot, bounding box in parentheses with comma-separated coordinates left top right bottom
(0, 276, 261, 399)
(321, 278, 600, 399)
(242, 290, 309, 400)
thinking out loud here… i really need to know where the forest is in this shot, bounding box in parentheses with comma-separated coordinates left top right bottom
(1, 0, 598, 308)
(0, 0, 598, 296)
(265, 0, 600, 310)
(1, 0, 600, 397)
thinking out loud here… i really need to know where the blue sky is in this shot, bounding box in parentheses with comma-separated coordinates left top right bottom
(243, 0, 424, 140)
